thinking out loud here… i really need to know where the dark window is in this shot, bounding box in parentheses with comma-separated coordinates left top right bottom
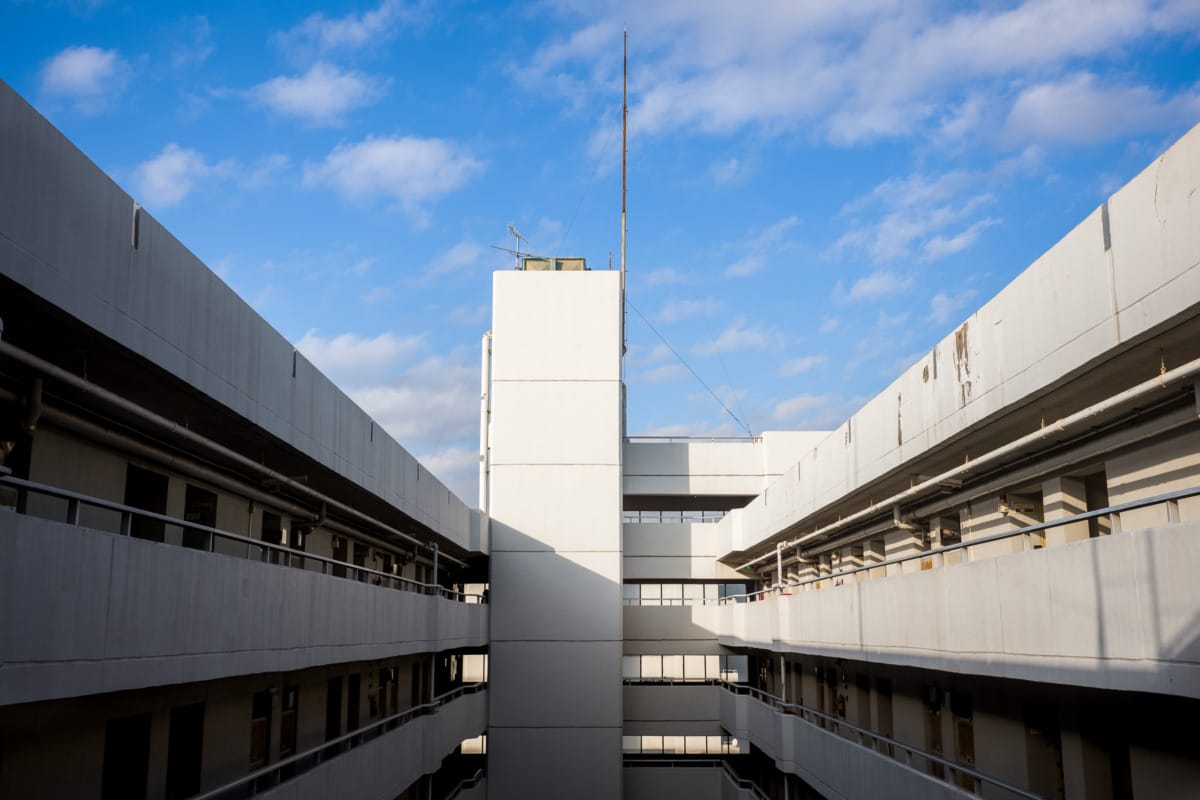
(325, 677, 343, 742)
(124, 464, 168, 542)
(101, 712, 151, 800)
(249, 691, 272, 770)
(331, 536, 348, 579)
(182, 485, 217, 550)
(347, 673, 361, 732)
(262, 512, 283, 564)
(165, 702, 205, 800)
(280, 686, 299, 779)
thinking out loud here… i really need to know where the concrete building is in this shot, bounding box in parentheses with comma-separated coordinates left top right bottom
(3, 76, 1200, 799)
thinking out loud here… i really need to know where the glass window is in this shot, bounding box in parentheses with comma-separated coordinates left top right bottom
(641, 655, 662, 680)
(684, 655, 706, 681)
(704, 583, 720, 601)
(662, 655, 684, 681)
(661, 584, 683, 606)
(622, 656, 640, 680)
(685, 736, 706, 754)
(661, 735, 684, 754)
(682, 584, 703, 606)
(640, 584, 661, 607)
(623, 584, 639, 605)
(642, 736, 663, 754)
(706, 655, 721, 680)
(622, 735, 639, 753)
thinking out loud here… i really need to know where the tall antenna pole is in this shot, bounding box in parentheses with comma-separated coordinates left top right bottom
(621, 27, 628, 352)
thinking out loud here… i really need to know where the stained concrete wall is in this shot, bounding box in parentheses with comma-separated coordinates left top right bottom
(0, 81, 477, 551)
(0, 513, 487, 706)
(720, 120, 1200, 558)
(719, 521, 1200, 698)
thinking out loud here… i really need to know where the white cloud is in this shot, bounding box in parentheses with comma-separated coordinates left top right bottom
(243, 153, 290, 189)
(351, 354, 479, 450)
(710, 157, 751, 186)
(772, 394, 832, 423)
(819, 316, 840, 334)
(644, 267, 686, 286)
(251, 63, 386, 125)
(658, 297, 721, 323)
(926, 288, 978, 327)
(695, 320, 772, 356)
(778, 355, 826, 377)
(627, 343, 672, 367)
(40, 45, 129, 114)
(303, 136, 483, 223)
(132, 144, 221, 209)
(839, 270, 913, 303)
(294, 329, 425, 385)
(922, 218, 1000, 260)
(422, 242, 486, 282)
(274, 0, 428, 59)
(523, 1, 1200, 153)
(171, 16, 214, 69)
(362, 286, 393, 304)
(1005, 72, 1200, 145)
(724, 215, 799, 278)
(637, 363, 688, 385)
(415, 445, 478, 506)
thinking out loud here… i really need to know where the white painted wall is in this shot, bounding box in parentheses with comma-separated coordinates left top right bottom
(0, 513, 487, 705)
(719, 521, 1200, 698)
(486, 270, 624, 799)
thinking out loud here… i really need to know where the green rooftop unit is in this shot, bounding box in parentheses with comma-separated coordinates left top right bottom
(520, 256, 588, 271)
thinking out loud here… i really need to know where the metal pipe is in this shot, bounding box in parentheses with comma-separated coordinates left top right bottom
(0, 340, 466, 565)
(21, 377, 43, 432)
(479, 331, 492, 515)
(738, 355, 1200, 571)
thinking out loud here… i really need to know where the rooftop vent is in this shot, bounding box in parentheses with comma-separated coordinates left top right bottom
(520, 256, 587, 271)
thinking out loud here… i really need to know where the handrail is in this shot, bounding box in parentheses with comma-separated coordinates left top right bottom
(720, 760, 770, 799)
(442, 767, 485, 799)
(726, 484, 1200, 599)
(0, 475, 486, 604)
(722, 682, 1043, 800)
(623, 757, 725, 768)
(625, 435, 762, 443)
(190, 683, 487, 800)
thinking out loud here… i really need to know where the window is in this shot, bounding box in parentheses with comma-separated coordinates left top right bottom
(182, 485, 217, 550)
(249, 691, 272, 770)
(101, 713, 151, 800)
(124, 464, 168, 542)
(165, 702, 204, 800)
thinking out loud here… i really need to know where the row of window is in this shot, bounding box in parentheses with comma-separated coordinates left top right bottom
(622, 654, 748, 683)
(622, 510, 727, 524)
(622, 582, 750, 606)
(621, 735, 743, 755)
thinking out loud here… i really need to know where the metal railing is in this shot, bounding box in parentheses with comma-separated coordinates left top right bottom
(190, 683, 486, 800)
(625, 435, 762, 443)
(720, 760, 770, 800)
(726, 484, 1200, 601)
(0, 474, 485, 604)
(623, 510, 727, 524)
(722, 683, 1043, 800)
(443, 767, 485, 799)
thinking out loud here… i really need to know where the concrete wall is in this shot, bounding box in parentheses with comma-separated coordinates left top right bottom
(626, 766, 722, 800)
(486, 270, 624, 799)
(719, 120, 1200, 558)
(0, 513, 487, 705)
(719, 521, 1200, 698)
(623, 432, 826, 497)
(0, 81, 477, 550)
(624, 685, 720, 724)
(624, 522, 745, 581)
(721, 690, 976, 800)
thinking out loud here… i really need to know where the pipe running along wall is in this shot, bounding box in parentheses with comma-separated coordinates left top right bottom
(737, 355, 1200, 572)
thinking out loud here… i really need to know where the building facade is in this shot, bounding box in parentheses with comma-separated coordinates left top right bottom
(3, 76, 1200, 799)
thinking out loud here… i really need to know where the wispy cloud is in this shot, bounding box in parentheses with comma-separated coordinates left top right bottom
(1005, 72, 1200, 145)
(835, 270, 913, 303)
(772, 393, 832, 423)
(250, 63, 386, 125)
(421, 242, 486, 282)
(636, 363, 688, 385)
(171, 16, 214, 69)
(132, 144, 229, 209)
(303, 136, 483, 225)
(709, 156, 752, 186)
(657, 297, 721, 323)
(778, 355, 826, 377)
(724, 215, 799, 278)
(294, 329, 425, 385)
(926, 288, 978, 327)
(274, 0, 429, 60)
(695, 320, 773, 356)
(40, 45, 129, 114)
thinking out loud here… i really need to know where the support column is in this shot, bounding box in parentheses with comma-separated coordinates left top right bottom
(1043, 476, 1090, 547)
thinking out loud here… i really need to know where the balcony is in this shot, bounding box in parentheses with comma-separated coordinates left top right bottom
(0, 475, 488, 705)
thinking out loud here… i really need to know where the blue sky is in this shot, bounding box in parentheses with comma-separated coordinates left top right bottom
(4, 0, 1200, 504)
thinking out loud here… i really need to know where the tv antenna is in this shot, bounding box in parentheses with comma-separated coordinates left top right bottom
(507, 224, 529, 269)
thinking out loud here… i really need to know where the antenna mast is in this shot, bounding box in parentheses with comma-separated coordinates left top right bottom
(621, 28, 628, 350)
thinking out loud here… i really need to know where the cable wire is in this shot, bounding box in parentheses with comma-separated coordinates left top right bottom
(626, 298, 754, 437)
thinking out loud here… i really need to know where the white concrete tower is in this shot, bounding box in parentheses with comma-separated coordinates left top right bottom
(484, 267, 625, 798)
